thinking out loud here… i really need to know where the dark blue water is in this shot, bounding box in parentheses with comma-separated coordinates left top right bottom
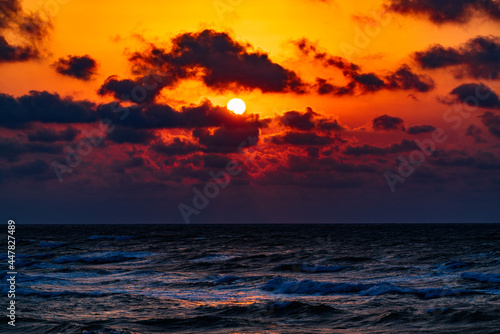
(2, 224, 500, 333)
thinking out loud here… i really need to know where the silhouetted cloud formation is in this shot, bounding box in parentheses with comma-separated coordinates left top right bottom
(407, 124, 436, 134)
(297, 39, 434, 95)
(271, 132, 335, 146)
(0, 91, 97, 128)
(11, 159, 49, 176)
(295, 38, 360, 72)
(448, 83, 500, 108)
(53, 55, 98, 80)
(279, 107, 343, 132)
(414, 36, 500, 79)
(0, 0, 52, 62)
(193, 125, 260, 153)
(480, 111, 500, 137)
(387, 0, 500, 24)
(384, 65, 435, 92)
(344, 139, 419, 156)
(0, 137, 63, 161)
(98, 74, 174, 104)
(465, 124, 486, 143)
(428, 149, 476, 167)
(372, 114, 406, 131)
(28, 126, 80, 142)
(128, 29, 307, 94)
(107, 127, 156, 144)
(151, 138, 202, 156)
(97, 99, 267, 130)
(0, 35, 38, 62)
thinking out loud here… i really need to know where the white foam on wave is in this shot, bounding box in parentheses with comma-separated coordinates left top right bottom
(189, 254, 237, 263)
(262, 277, 478, 299)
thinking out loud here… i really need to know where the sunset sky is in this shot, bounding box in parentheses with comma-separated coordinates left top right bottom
(1, 0, 500, 223)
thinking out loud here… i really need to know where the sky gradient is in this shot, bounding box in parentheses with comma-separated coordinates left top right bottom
(1, 0, 500, 223)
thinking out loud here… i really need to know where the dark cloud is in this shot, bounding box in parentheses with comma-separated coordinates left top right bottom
(0, 0, 52, 63)
(447, 83, 500, 108)
(315, 78, 335, 95)
(0, 35, 38, 62)
(384, 65, 435, 92)
(465, 124, 486, 143)
(98, 74, 173, 104)
(98, 99, 267, 130)
(112, 157, 145, 173)
(280, 107, 344, 133)
(314, 77, 356, 96)
(298, 39, 434, 95)
(11, 159, 49, 176)
(280, 108, 316, 131)
(407, 124, 436, 134)
(0, 91, 97, 128)
(344, 139, 419, 156)
(0, 137, 27, 161)
(129, 29, 307, 94)
(285, 154, 376, 173)
(151, 138, 202, 156)
(25, 142, 63, 155)
(122, 157, 144, 168)
(387, 0, 500, 24)
(479, 111, 500, 137)
(372, 114, 406, 131)
(354, 73, 386, 92)
(316, 118, 344, 132)
(107, 127, 156, 144)
(295, 38, 360, 72)
(414, 36, 500, 79)
(202, 154, 232, 169)
(0, 137, 63, 161)
(53, 55, 98, 80)
(271, 131, 334, 146)
(193, 125, 260, 153)
(305, 146, 320, 159)
(28, 126, 80, 142)
(475, 151, 500, 169)
(0, 0, 21, 28)
(428, 149, 476, 167)
(256, 170, 363, 189)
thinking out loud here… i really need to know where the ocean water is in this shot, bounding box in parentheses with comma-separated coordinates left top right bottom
(2, 224, 500, 334)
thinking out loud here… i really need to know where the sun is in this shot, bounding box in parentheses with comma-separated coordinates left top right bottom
(227, 98, 246, 115)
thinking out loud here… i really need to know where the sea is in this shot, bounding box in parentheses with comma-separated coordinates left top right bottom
(2, 224, 500, 333)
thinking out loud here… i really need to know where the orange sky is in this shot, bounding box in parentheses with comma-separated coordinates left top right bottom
(2, 0, 498, 126)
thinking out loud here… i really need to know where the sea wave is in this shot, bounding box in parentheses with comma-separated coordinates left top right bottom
(89, 235, 133, 240)
(189, 254, 237, 263)
(53, 251, 151, 264)
(461, 272, 500, 283)
(38, 241, 66, 248)
(273, 263, 348, 273)
(214, 275, 262, 283)
(262, 277, 478, 299)
(205, 300, 340, 318)
(434, 260, 473, 271)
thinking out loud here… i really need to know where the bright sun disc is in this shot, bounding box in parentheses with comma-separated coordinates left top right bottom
(227, 98, 246, 114)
